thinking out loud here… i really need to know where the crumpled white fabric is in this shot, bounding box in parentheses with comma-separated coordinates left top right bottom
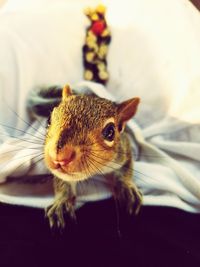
(0, 0, 200, 211)
(0, 81, 200, 212)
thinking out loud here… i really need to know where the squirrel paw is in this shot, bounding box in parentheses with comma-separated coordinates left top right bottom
(125, 186, 143, 215)
(45, 197, 76, 229)
(115, 184, 142, 215)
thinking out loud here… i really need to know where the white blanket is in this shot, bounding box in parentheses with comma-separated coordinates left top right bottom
(0, 0, 200, 212)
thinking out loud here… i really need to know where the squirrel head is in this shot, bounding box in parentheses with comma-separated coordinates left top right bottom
(44, 85, 140, 182)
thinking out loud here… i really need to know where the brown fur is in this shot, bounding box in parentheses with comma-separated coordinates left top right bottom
(45, 85, 142, 228)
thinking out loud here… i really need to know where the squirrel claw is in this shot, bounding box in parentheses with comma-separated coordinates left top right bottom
(126, 187, 143, 215)
(45, 198, 76, 229)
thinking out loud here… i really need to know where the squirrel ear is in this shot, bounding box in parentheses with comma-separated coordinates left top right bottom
(117, 97, 140, 131)
(62, 84, 72, 100)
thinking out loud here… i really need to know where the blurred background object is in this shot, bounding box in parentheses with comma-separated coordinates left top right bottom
(191, 0, 200, 10)
(0, 0, 6, 8)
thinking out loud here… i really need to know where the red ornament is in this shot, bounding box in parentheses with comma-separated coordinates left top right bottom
(91, 20, 106, 36)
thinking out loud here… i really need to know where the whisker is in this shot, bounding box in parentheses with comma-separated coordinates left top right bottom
(2, 151, 44, 165)
(89, 151, 156, 181)
(84, 156, 103, 195)
(0, 147, 43, 157)
(9, 153, 44, 175)
(81, 154, 91, 177)
(78, 157, 86, 195)
(81, 137, 169, 160)
(86, 153, 143, 188)
(0, 152, 44, 179)
(86, 157, 107, 189)
(78, 155, 95, 195)
(89, 153, 122, 173)
(0, 132, 44, 146)
(3, 100, 46, 138)
(32, 115, 48, 131)
(87, 161, 100, 195)
(94, 155, 150, 181)
(90, 146, 168, 159)
(86, 156, 108, 179)
(28, 155, 45, 172)
(0, 123, 45, 141)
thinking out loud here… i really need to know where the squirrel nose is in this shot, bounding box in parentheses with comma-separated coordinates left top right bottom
(52, 147, 76, 167)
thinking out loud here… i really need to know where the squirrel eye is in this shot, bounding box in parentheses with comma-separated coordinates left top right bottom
(102, 122, 115, 142)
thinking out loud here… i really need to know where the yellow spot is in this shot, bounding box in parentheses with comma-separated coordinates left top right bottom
(99, 70, 109, 80)
(84, 7, 92, 16)
(91, 13, 99, 21)
(87, 31, 97, 41)
(101, 28, 110, 37)
(86, 52, 95, 62)
(96, 4, 106, 14)
(98, 44, 108, 59)
(84, 70, 93, 80)
(97, 62, 106, 71)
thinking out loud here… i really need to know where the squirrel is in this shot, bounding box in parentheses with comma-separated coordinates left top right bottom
(44, 84, 142, 228)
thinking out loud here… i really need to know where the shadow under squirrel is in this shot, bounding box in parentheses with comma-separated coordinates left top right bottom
(44, 85, 142, 228)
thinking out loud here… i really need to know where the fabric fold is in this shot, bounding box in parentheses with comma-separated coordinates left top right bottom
(0, 81, 199, 213)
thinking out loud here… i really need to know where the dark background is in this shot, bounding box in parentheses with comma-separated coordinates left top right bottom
(0, 199, 200, 267)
